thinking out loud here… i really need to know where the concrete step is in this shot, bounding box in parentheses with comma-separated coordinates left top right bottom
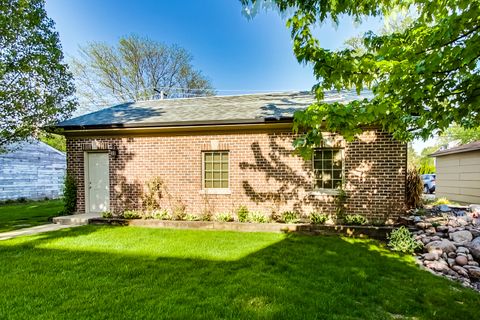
(53, 213, 100, 225)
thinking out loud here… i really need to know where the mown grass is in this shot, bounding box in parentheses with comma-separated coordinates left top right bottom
(0, 226, 479, 319)
(0, 199, 63, 232)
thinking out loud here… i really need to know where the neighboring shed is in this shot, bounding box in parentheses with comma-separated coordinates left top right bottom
(0, 140, 66, 201)
(430, 141, 480, 203)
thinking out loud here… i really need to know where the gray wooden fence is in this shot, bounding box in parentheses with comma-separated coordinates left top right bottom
(0, 140, 66, 200)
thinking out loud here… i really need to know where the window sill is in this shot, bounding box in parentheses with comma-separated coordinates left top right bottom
(309, 189, 341, 196)
(199, 189, 231, 195)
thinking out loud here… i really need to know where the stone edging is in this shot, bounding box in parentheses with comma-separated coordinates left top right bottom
(88, 218, 403, 240)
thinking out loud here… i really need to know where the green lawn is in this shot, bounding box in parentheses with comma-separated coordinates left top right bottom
(0, 199, 63, 233)
(0, 226, 478, 319)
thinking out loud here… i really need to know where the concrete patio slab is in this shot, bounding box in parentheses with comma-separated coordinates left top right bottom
(0, 224, 73, 241)
(52, 213, 101, 225)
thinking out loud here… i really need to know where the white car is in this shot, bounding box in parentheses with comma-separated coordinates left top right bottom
(421, 174, 436, 194)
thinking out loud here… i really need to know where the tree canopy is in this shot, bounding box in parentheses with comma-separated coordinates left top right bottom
(71, 35, 214, 109)
(242, 0, 480, 156)
(0, 0, 76, 149)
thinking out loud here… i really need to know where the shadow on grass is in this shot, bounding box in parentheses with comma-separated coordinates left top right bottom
(0, 226, 478, 319)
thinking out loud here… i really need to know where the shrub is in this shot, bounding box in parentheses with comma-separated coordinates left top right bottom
(185, 213, 200, 221)
(16, 197, 27, 203)
(406, 168, 423, 209)
(122, 210, 142, 219)
(236, 205, 249, 222)
(153, 209, 170, 220)
(172, 204, 187, 220)
(388, 226, 423, 254)
(281, 211, 300, 224)
(344, 214, 367, 225)
(310, 212, 328, 224)
(249, 211, 269, 223)
(199, 210, 213, 221)
(101, 211, 113, 218)
(335, 188, 348, 220)
(432, 197, 451, 205)
(62, 174, 77, 215)
(142, 177, 164, 211)
(216, 212, 233, 222)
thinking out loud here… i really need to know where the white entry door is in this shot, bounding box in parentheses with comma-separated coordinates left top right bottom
(87, 152, 110, 213)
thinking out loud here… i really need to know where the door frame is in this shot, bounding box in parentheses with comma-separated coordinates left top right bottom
(84, 151, 110, 213)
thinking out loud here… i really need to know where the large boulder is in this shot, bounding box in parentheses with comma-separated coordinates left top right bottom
(449, 230, 473, 244)
(425, 239, 456, 254)
(467, 237, 480, 260)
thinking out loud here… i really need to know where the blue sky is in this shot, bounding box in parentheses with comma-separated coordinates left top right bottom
(44, 0, 435, 151)
(45, 0, 381, 93)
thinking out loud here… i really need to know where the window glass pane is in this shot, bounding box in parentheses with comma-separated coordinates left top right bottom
(221, 153, 228, 162)
(323, 160, 332, 169)
(333, 150, 342, 161)
(205, 153, 213, 162)
(205, 172, 213, 180)
(323, 179, 332, 189)
(322, 171, 332, 182)
(213, 153, 221, 162)
(205, 163, 213, 171)
(221, 172, 228, 180)
(323, 150, 332, 159)
(213, 180, 221, 188)
(213, 172, 221, 180)
(333, 180, 342, 189)
(313, 160, 322, 169)
(213, 162, 221, 171)
(332, 170, 342, 180)
(222, 163, 228, 171)
(221, 180, 228, 188)
(205, 180, 213, 188)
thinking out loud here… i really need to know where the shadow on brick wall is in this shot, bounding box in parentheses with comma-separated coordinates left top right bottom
(239, 134, 336, 216)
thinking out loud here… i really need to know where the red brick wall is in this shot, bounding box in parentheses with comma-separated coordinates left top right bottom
(66, 128, 406, 222)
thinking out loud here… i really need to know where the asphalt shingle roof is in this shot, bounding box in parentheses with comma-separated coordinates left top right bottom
(430, 141, 480, 157)
(56, 90, 371, 129)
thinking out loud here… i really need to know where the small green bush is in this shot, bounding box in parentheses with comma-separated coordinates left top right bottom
(388, 226, 423, 254)
(185, 213, 200, 221)
(249, 211, 269, 223)
(216, 212, 233, 222)
(310, 212, 328, 224)
(172, 205, 187, 221)
(122, 210, 142, 219)
(62, 174, 77, 215)
(101, 211, 113, 218)
(236, 205, 249, 222)
(199, 210, 213, 221)
(344, 214, 367, 225)
(153, 209, 170, 220)
(281, 211, 300, 224)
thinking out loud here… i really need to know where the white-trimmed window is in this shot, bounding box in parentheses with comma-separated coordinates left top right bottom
(313, 148, 343, 190)
(203, 151, 229, 189)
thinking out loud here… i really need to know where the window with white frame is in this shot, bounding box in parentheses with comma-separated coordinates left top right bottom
(203, 151, 229, 189)
(313, 148, 343, 190)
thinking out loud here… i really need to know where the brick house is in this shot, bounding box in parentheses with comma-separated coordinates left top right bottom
(56, 91, 406, 222)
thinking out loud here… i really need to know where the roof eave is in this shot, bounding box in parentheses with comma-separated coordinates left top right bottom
(52, 117, 294, 132)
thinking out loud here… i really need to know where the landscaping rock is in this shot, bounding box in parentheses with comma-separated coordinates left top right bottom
(452, 265, 469, 278)
(425, 239, 456, 254)
(466, 267, 480, 280)
(455, 255, 468, 266)
(425, 260, 450, 272)
(456, 247, 469, 254)
(468, 237, 480, 260)
(424, 252, 439, 261)
(439, 205, 451, 212)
